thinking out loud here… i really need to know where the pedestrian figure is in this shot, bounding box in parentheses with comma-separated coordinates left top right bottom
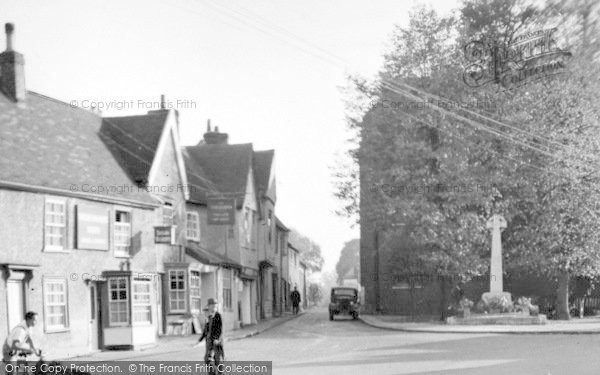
(195, 299, 223, 374)
(290, 286, 301, 315)
(2, 312, 41, 375)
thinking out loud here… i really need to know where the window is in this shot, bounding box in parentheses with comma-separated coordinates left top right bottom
(43, 278, 69, 331)
(163, 205, 174, 226)
(109, 277, 129, 326)
(169, 270, 186, 312)
(242, 209, 251, 246)
(114, 211, 131, 256)
(44, 199, 67, 251)
(133, 280, 152, 324)
(223, 269, 232, 310)
(268, 210, 273, 245)
(186, 212, 200, 241)
(190, 271, 201, 314)
(252, 210, 256, 245)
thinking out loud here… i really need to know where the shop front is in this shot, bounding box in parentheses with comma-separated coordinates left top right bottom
(100, 270, 158, 350)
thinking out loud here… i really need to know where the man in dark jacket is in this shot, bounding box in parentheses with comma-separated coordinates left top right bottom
(197, 298, 223, 370)
(290, 286, 301, 315)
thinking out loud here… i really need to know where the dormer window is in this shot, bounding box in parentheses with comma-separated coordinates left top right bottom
(162, 204, 174, 226)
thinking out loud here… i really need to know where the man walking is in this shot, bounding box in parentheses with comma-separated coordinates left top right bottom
(196, 299, 223, 373)
(2, 312, 41, 375)
(290, 286, 301, 315)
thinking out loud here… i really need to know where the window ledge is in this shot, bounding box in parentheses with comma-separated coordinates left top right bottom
(43, 248, 70, 254)
(45, 327, 70, 334)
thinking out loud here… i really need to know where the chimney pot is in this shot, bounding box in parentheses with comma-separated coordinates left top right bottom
(160, 94, 166, 109)
(203, 124, 229, 145)
(5, 23, 14, 51)
(207, 119, 211, 132)
(0, 22, 25, 101)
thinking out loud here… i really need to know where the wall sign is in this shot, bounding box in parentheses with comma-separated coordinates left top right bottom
(76, 205, 109, 250)
(154, 226, 175, 244)
(208, 198, 235, 225)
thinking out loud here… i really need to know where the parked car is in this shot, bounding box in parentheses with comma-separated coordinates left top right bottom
(329, 287, 359, 321)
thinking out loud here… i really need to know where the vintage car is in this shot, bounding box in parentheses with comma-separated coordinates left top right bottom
(329, 287, 359, 321)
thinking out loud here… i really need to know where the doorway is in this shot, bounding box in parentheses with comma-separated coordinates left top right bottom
(89, 283, 102, 350)
(271, 274, 277, 316)
(7, 277, 25, 330)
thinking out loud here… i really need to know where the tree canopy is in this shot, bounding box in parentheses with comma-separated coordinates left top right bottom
(336, 0, 600, 319)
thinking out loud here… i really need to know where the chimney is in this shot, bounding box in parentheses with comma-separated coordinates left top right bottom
(0, 23, 26, 101)
(160, 94, 166, 109)
(202, 121, 229, 145)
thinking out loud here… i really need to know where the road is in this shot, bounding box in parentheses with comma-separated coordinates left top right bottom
(158, 307, 600, 374)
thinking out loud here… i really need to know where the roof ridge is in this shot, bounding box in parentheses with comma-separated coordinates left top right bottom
(28, 91, 100, 117)
(103, 111, 169, 120)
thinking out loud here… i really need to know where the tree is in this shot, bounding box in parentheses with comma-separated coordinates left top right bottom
(308, 283, 323, 306)
(460, 0, 600, 320)
(335, 239, 360, 284)
(335, 0, 600, 320)
(288, 228, 325, 273)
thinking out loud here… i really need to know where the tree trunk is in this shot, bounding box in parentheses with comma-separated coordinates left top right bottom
(556, 270, 570, 320)
(439, 277, 447, 321)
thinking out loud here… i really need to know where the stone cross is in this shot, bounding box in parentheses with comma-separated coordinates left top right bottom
(486, 214, 507, 293)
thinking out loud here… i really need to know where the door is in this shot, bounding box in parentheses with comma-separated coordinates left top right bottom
(89, 284, 102, 350)
(271, 274, 277, 315)
(7, 279, 25, 330)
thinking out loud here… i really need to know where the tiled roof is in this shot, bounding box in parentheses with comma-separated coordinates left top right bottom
(181, 148, 222, 204)
(101, 110, 169, 184)
(184, 143, 254, 208)
(0, 91, 156, 204)
(253, 150, 274, 197)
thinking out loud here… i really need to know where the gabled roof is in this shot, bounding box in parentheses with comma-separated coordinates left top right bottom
(101, 110, 169, 184)
(253, 150, 274, 199)
(184, 143, 254, 208)
(0, 91, 155, 205)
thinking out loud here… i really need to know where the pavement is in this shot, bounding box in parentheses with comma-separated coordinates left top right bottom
(50, 308, 600, 374)
(359, 313, 600, 334)
(56, 311, 305, 361)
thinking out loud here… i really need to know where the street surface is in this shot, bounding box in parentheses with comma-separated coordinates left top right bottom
(143, 308, 600, 374)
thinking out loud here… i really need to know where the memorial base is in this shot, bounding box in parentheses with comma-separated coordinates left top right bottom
(446, 313, 547, 325)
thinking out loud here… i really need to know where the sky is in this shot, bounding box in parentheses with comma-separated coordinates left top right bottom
(1, 0, 459, 273)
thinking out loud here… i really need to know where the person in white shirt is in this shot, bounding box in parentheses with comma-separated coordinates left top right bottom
(2, 311, 41, 367)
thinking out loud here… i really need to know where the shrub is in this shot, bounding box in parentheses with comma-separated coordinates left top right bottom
(514, 296, 533, 313)
(459, 298, 474, 310)
(482, 295, 513, 313)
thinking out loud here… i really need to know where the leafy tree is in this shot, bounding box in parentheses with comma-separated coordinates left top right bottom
(460, 0, 600, 320)
(288, 228, 325, 273)
(336, 0, 600, 320)
(335, 239, 360, 284)
(308, 283, 323, 306)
